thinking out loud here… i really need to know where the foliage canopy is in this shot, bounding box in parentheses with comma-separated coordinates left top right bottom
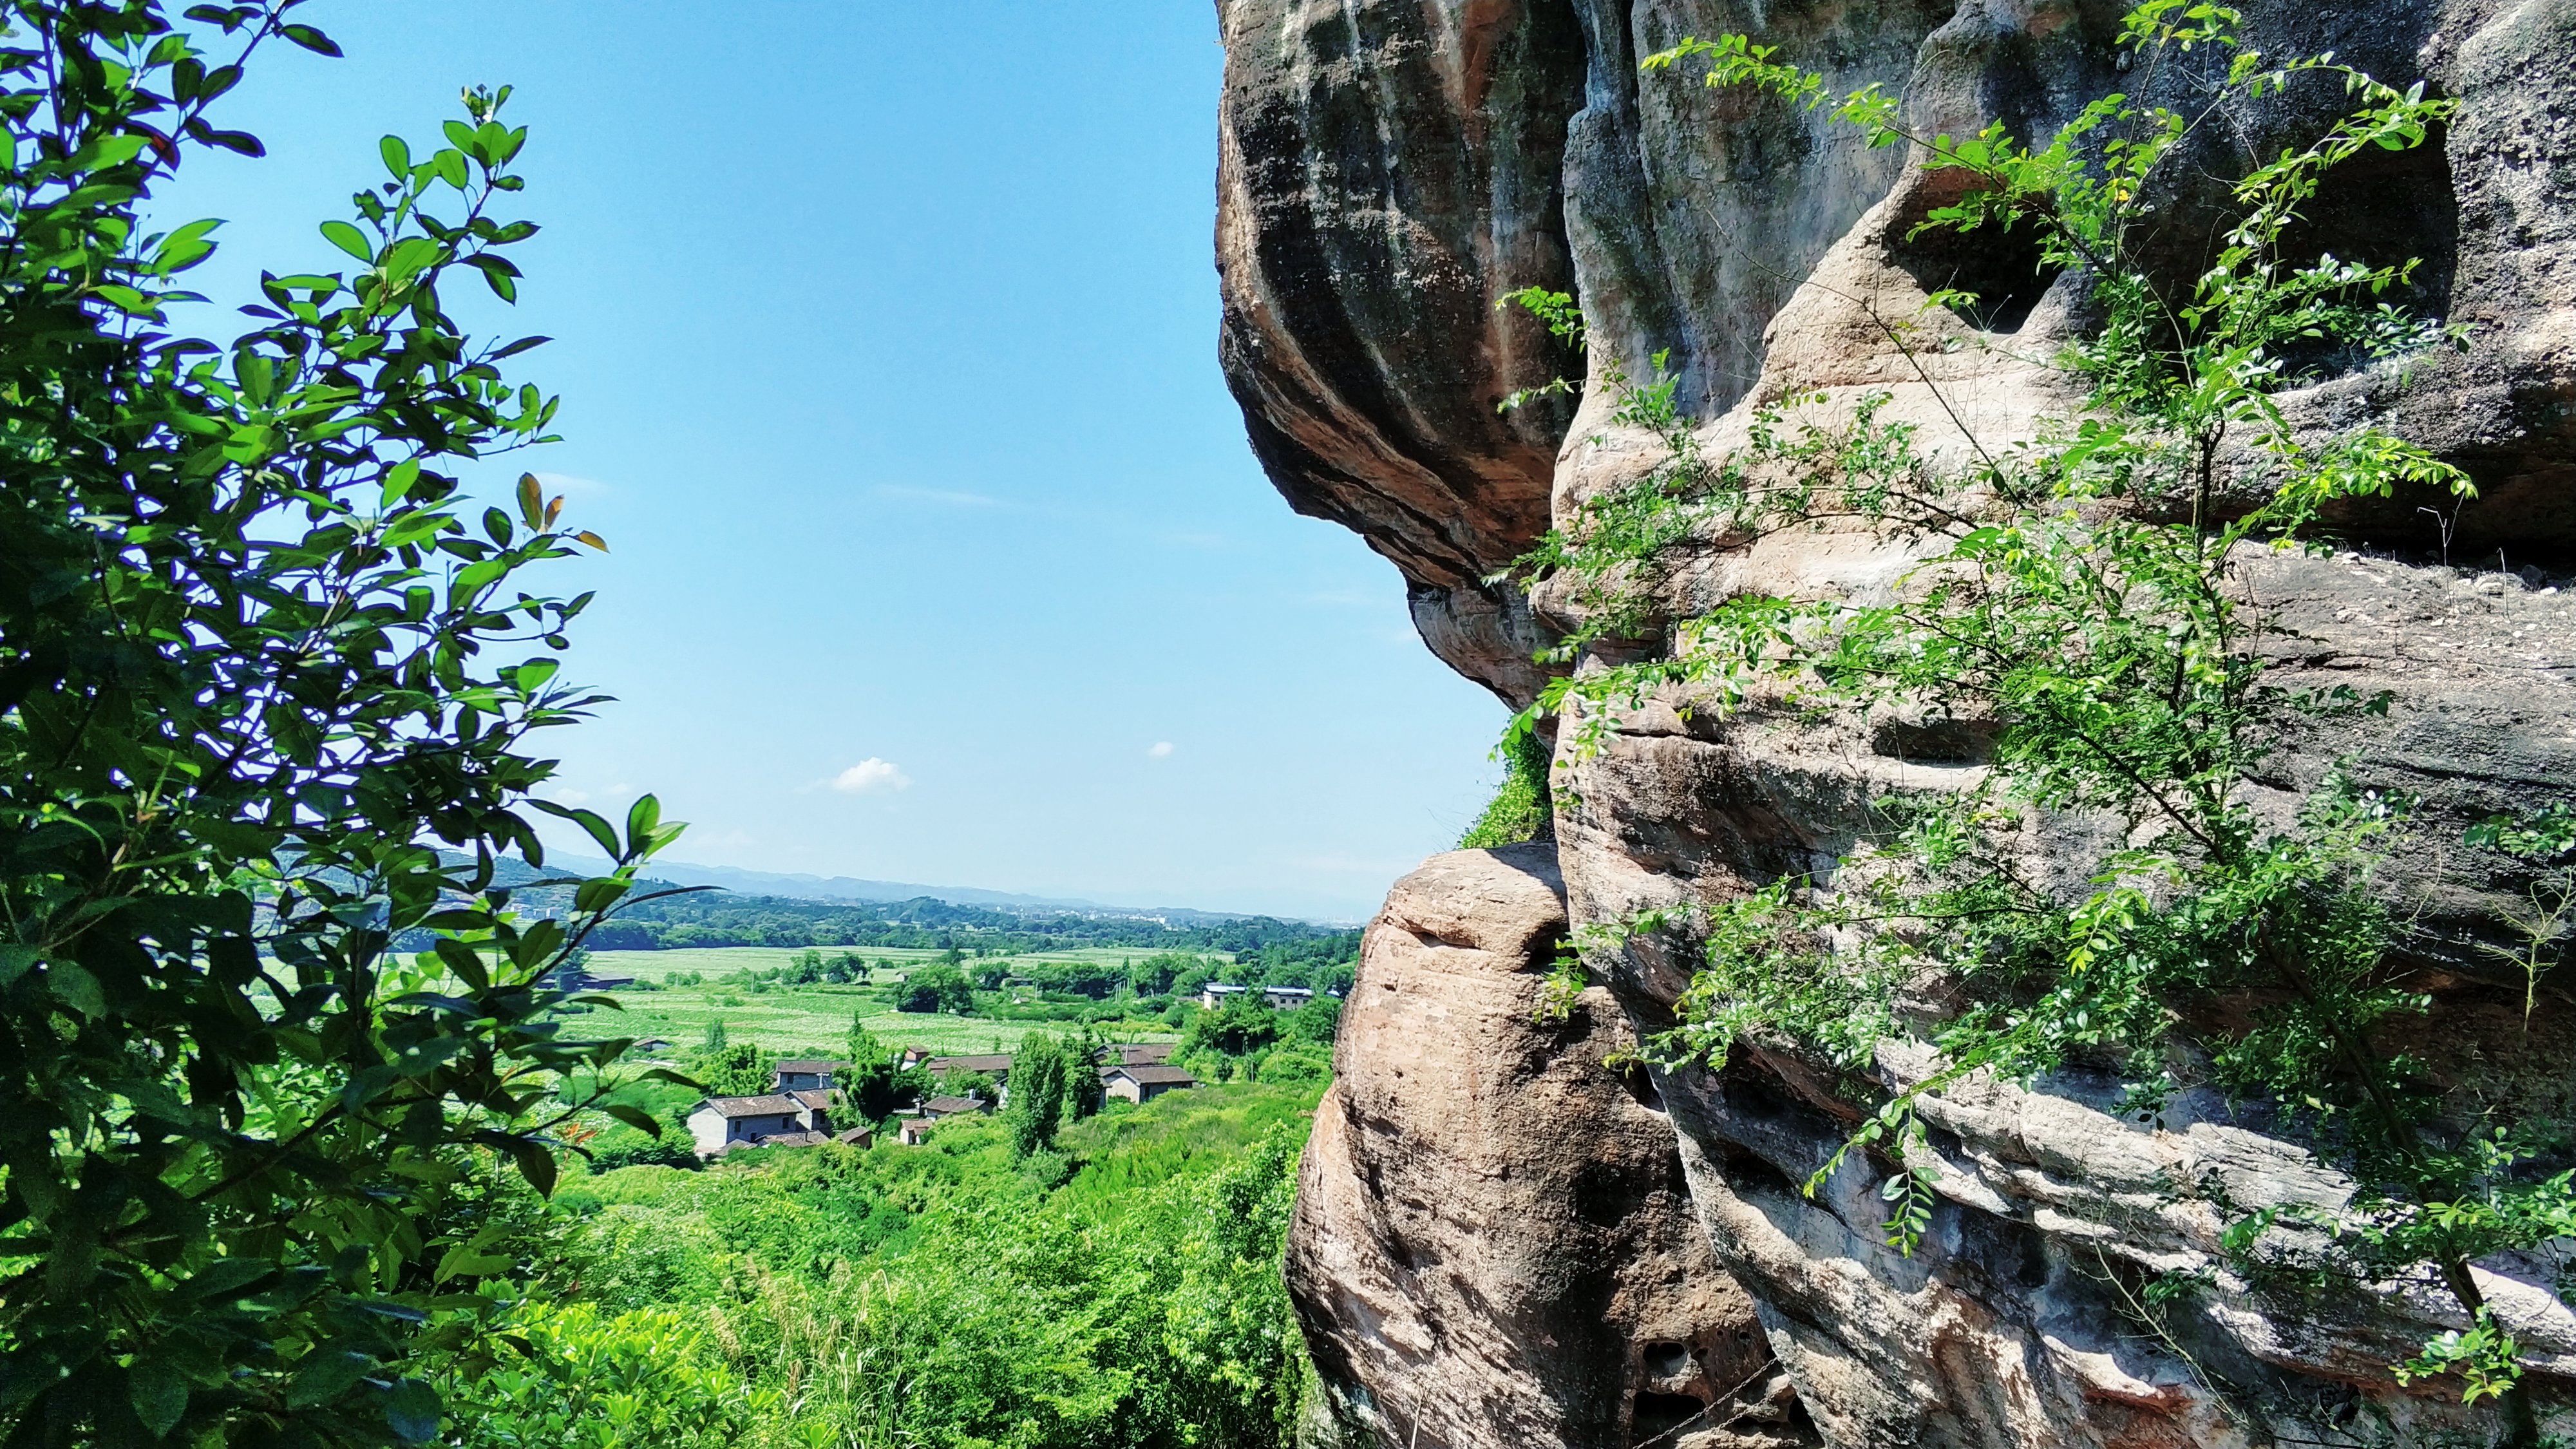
(0, 4, 687, 1443)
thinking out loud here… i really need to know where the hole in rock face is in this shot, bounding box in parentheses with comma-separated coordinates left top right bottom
(1717, 1142, 1800, 1200)
(1888, 211, 2059, 334)
(1870, 714, 1995, 764)
(1620, 1061, 1667, 1113)
(1642, 1341, 1694, 1378)
(1629, 1391, 1709, 1445)
(2271, 129, 2459, 384)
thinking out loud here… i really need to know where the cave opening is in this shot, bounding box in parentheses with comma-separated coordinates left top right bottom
(1642, 1340, 1693, 1379)
(1888, 218, 2059, 335)
(1629, 1391, 1709, 1446)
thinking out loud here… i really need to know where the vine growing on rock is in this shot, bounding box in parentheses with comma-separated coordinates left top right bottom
(1504, 3, 2573, 1438)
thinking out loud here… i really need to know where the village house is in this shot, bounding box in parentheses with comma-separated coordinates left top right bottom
(686, 1087, 869, 1158)
(1103, 1042, 1173, 1068)
(772, 1059, 844, 1093)
(1101, 1064, 1198, 1104)
(892, 1092, 990, 1147)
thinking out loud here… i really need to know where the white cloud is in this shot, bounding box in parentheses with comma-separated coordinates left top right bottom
(1146, 741, 1174, 759)
(831, 758, 913, 793)
(547, 787, 592, 806)
(533, 471, 612, 495)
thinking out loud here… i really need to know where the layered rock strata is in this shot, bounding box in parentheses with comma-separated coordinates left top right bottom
(1224, 1, 2576, 1446)
(1292, 844, 1810, 1449)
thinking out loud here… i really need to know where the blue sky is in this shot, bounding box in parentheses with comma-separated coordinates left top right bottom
(151, 3, 1509, 922)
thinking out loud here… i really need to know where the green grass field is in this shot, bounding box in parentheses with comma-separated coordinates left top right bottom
(580, 946, 1183, 1056)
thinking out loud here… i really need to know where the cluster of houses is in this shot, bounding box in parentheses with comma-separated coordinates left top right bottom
(684, 1043, 1200, 1159)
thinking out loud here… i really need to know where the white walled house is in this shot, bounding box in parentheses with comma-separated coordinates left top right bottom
(687, 1095, 805, 1157)
(687, 1090, 863, 1157)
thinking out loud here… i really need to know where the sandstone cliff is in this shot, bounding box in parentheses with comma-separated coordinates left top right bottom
(1220, 3, 2576, 1446)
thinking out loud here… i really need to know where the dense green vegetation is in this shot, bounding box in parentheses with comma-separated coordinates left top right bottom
(557, 940, 1353, 1066)
(1515, 5, 2575, 1439)
(478, 1082, 1326, 1449)
(1456, 717, 1552, 850)
(560, 881, 1361, 960)
(0, 5, 718, 1444)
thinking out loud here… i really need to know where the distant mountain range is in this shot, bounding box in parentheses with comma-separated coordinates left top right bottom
(538, 855, 1333, 926)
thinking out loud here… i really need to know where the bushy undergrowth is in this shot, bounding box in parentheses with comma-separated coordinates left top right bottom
(455, 1084, 1323, 1449)
(1457, 717, 1553, 850)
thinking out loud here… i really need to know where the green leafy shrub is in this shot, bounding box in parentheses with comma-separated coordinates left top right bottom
(1457, 715, 1553, 849)
(441, 1302, 772, 1449)
(0, 8, 693, 1443)
(1253, 1045, 1332, 1085)
(690, 1041, 777, 1097)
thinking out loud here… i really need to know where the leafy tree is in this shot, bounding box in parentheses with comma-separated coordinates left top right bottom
(0, 5, 696, 1444)
(1282, 994, 1342, 1047)
(1179, 991, 1281, 1068)
(896, 961, 974, 1014)
(701, 1018, 728, 1052)
(1007, 1032, 1070, 1157)
(838, 1025, 924, 1121)
(1065, 1025, 1108, 1119)
(934, 1068, 999, 1108)
(693, 1041, 775, 1098)
(1128, 951, 1200, 994)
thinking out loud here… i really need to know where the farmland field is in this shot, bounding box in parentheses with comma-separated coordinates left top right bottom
(578, 945, 1186, 1056)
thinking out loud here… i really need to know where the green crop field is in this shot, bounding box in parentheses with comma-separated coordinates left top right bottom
(577, 946, 1186, 1056)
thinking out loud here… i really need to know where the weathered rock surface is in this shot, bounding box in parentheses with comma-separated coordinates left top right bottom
(1289, 844, 1810, 1449)
(1224, 1, 2576, 1446)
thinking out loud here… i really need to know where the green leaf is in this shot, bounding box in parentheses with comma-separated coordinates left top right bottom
(496, 1133, 558, 1197)
(529, 800, 621, 861)
(129, 1358, 189, 1438)
(319, 219, 373, 262)
(623, 795, 663, 860)
(384, 1379, 442, 1443)
(154, 217, 222, 273)
(601, 1104, 664, 1137)
(280, 23, 341, 57)
(380, 134, 412, 176)
(46, 962, 106, 1018)
(287, 1346, 373, 1408)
